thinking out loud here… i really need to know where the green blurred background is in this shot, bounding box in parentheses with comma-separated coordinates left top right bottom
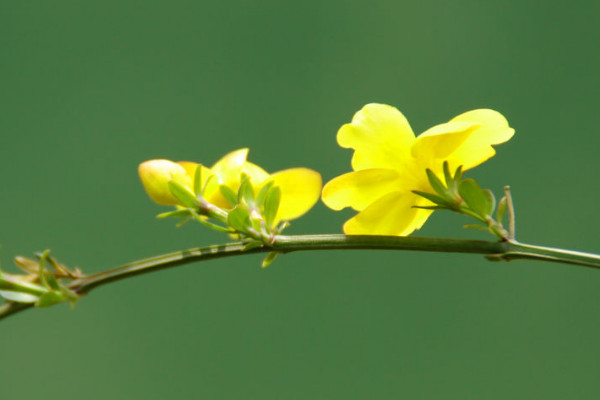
(2, 1, 599, 398)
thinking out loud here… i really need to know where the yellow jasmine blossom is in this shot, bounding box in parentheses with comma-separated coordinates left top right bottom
(322, 103, 514, 236)
(139, 148, 322, 224)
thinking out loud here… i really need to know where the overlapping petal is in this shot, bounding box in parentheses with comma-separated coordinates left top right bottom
(342, 191, 433, 236)
(322, 169, 405, 211)
(139, 149, 322, 226)
(267, 168, 322, 221)
(337, 104, 415, 171)
(445, 109, 515, 170)
(138, 160, 192, 206)
(323, 104, 514, 236)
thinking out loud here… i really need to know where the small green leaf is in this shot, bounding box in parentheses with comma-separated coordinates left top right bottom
(175, 216, 191, 228)
(458, 179, 492, 218)
(256, 181, 274, 211)
(227, 206, 252, 233)
(425, 169, 448, 196)
(453, 165, 464, 182)
(238, 175, 255, 206)
(261, 252, 279, 268)
(264, 186, 281, 228)
(190, 212, 231, 233)
(194, 165, 203, 195)
(463, 224, 490, 231)
(412, 190, 451, 207)
(0, 290, 39, 303)
(168, 181, 199, 209)
(242, 241, 263, 251)
(157, 209, 191, 219)
(443, 161, 454, 190)
(482, 189, 496, 217)
(219, 185, 238, 207)
(496, 196, 507, 222)
(35, 291, 65, 308)
(412, 205, 447, 210)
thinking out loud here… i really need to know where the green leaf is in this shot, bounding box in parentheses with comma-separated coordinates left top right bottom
(238, 175, 255, 206)
(463, 224, 490, 231)
(412, 190, 451, 207)
(189, 211, 232, 233)
(0, 275, 46, 296)
(0, 290, 39, 303)
(412, 205, 447, 210)
(256, 181, 274, 211)
(264, 186, 281, 228)
(219, 185, 238, 207)
(175, 216, 191, 228)
(156, 209, 191, 219)
(35, 291, 65, 308)
(496, 196, 507, 222)
(227, 206, 251, 234)
(453, 165, 464, 182)
(425, 169, 448, 196)
(261, 252, 279, 268)
(168, 181, 199, 209)
(458, 179, 492, 218)
(482, 189, 496, 217)
(193, 165, 202, 195)
(242, 241, 263, 251)
(442, 162, 454, 190)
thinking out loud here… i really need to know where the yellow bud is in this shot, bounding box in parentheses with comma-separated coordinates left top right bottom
(138, 160, 192, 206)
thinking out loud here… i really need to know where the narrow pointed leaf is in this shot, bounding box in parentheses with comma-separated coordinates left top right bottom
(443, 161, 454, 190)
(242, 241, 263, 251)
(219, 185, 238, 207)
(463, 224, 490, 231)
(175, 216, 191, 228)
(190, 212, 231, 233)
(262, 252, 279, 268)
(264, 186, 281, 228)
(458, 179, 492, 218)
(425, 169, 448, 196)
(412, 190, 451, 207)
(168, 181, 199, 209)
(194, 165, 202, 195)
(496, 196, 507, 222)
(412, 205, 447, 210)
(0, 290, 39, 303)
(482, 189, 496, 217)
(157, 209, 191, 219)
(227, 206, 251, 233)
(256, 181, 274, 211)
(453, 165, 464, 181)
(238, 175, 255, 206)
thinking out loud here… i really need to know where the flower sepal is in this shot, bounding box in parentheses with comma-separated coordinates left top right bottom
(413, 162, 512, 240)
(0, 250, 81, 308)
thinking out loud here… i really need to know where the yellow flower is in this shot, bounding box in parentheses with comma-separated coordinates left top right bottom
(139, 148, 322, 224)
(322, 103, 514, 236)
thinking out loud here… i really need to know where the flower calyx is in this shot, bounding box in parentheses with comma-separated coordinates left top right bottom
(0, 250, 82, 308)
(413, 161, 515, 241)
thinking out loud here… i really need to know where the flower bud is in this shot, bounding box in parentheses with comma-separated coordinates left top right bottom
(138, 160, 192, 206)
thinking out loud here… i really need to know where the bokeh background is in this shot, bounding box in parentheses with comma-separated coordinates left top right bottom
(2, 1, 599, 398)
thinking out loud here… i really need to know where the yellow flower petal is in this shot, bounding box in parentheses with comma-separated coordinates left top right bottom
(337, 103, 415, 171)
(138, 160, 192, 206)
(321, 168, 405, 211)
(445, 109, 515, 170)
(211, 148, 249, 185)
(242, 161, 270, 183)
(411, 121, 478, 168)
(267, 168, 322, 221)
(177, 161, 214, 193)
(343, 191, 433, 236)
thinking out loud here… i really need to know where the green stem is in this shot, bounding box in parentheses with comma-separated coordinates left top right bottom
(1, 234, 598, 321)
